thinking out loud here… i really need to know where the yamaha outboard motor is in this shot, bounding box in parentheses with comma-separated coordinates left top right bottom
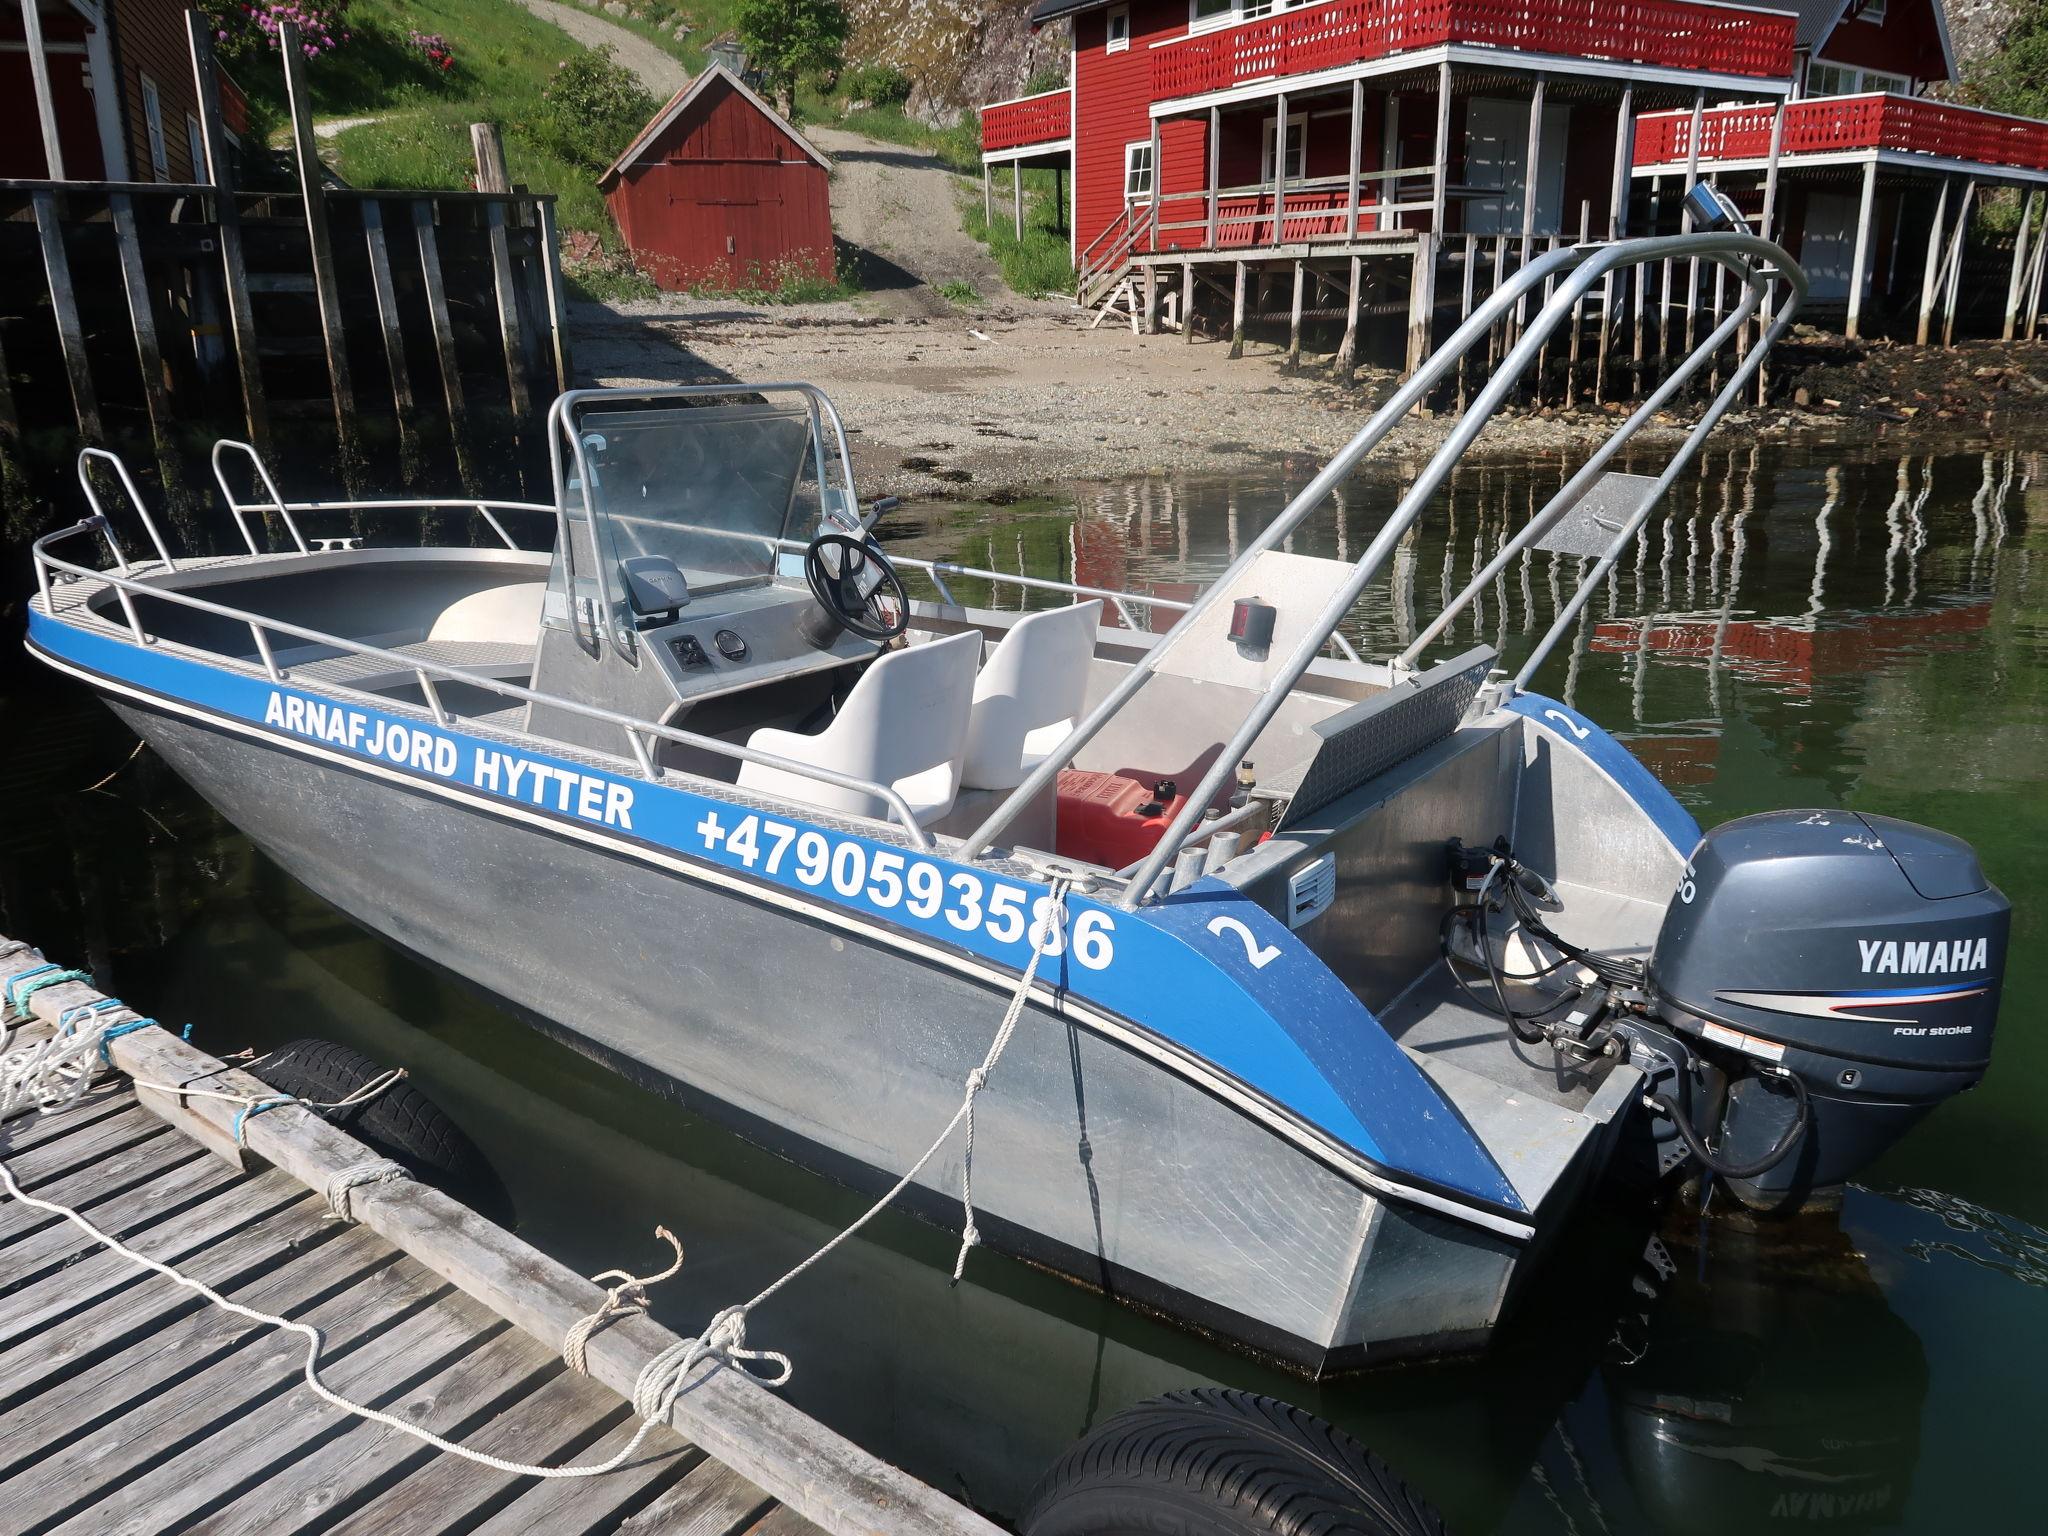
(1640, 810, 2008, 1207)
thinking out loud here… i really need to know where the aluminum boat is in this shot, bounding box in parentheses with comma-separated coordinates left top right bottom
(25, 228, 2009, 1374)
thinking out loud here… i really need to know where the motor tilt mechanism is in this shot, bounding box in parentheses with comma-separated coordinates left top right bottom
(1442, 811, 2009, 1208)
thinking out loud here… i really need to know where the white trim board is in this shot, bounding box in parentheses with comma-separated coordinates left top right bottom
(1632, 147, 2048, 186)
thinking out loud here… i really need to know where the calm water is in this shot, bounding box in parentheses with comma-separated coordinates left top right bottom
(3, 438, 2045, 1533)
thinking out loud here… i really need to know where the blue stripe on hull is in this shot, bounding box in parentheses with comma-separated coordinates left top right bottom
(29, 611, 1524, 1217)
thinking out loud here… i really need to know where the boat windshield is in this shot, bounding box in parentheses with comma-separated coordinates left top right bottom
(571, 398, 833, 595)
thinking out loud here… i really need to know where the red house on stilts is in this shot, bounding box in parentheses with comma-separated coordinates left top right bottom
(980, 1, 2048, 373)
(603, 64, 835, 294)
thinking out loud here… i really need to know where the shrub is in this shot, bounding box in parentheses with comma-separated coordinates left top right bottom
(530, 46, 657, 175)
(839, 62, 911, 106)
(406, 30, 455, 74)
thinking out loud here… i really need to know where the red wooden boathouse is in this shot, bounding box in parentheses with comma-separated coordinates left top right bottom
(602, 64, 835, 293)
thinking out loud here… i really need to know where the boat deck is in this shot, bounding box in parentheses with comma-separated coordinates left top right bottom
(0, 943, 1000, 1536)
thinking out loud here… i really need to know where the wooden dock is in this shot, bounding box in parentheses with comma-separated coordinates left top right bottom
(0, 942, 1004, 1536)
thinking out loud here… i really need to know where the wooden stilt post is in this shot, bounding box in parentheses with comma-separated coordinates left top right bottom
(1182, 258, 1196, 341)
(1597, 83, 1634, 403)
(1752, 100, 1787, 404)
(484, 200, 531, 418)
(1346, 78, 1364, 242)
(1430, 62, 1452, 237)
(1148, 117, 1162, 253)
(1144, 263, 1160, 334)
(1568, 201, 1590, 404)
(1013, 162, 1024, 241)
(1207, 105, 1222, 248)
(1489, 232, 1508, 371)
(1457, 234, 1477, 408)
(537, 199, 574, 394)
(188, 14, 267, 447)
(2005, 190, 2039, 341)
(1941, 180, 1976, 348)
(33, 192, 100, 440)
(1406, 235, 1438, 379)
(1917, 179, 1951, 346)
(983, 162, 992, 224)
(282, 22, 356, 448)
(1336, 253, 1363, 379)
(1681, 90, 1704, 357)
(1054, 165, 1065, 233)
(2026, 206, 2048, 339)
(1286, 259, 1305, 368)
(1229, 260, 1247, 358)
(1273, 92, 1290, 245)
(18, 0, 66, 181)
(1845, 157, 1878, 341)
(1516, 76, 1546, 332)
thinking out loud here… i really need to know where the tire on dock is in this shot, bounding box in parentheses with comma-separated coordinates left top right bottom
(258, 1037, 510, 1222)
(1018, 1388, 1446, 1536)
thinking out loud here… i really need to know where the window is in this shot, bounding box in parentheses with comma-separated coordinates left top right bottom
(1857, 0, 1887, 22)
(186, 116, 206, 183)
(1261, 113, 1307, 185)
(1192, 0, 1290, 31)
(1805, 60, 1910, 98)
(140, 75, 168, 181)
(1124, 140, 1154, 205)
(1107, 5, 1130, 52)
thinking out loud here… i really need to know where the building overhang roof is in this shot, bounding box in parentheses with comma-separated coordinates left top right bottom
(599, 64, 833, 188)
(1029, 0, 1100, 25)
(1799, 0, 1958, 83)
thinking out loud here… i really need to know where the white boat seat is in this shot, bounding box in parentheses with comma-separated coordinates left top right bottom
(961, 600, 1103, 791)
(737, 630, 980, 826)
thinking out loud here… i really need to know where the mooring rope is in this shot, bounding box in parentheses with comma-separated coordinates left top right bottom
(0, 883, 1073, 1478)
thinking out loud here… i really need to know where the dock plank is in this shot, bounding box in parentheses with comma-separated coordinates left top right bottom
(18, 1264, 476, 1536)
(323, 1370, 692, 1536)
(128, 1309, 537, 1536)
(0, 1216, 381, 1457)
(0, 1143, 243, 1299)
(0, 1083, 134, 1155)
(467, 1428, 706, 1536)
(0, 1163, 294, 1343)
(620, 1456, 777, 1536)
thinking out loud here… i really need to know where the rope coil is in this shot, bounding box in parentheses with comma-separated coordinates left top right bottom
(326, 1159, 415, 1222)
(562, 1226, 684, 1374)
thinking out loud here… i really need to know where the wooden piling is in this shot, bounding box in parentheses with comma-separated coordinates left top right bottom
(471, 122, 512, 194)
(188, 14, 268, 447)
(2005, 190, 2039, 341)
(1515, 76, 1546, 333)
(413, 202, 474, 479)
(1336, 253, 1363, 380)
(1941, 180, 1976, 349)
(485, 202, 533, 418)
(1013, 162, 1024, 241)
(1143, 263, 1160, 335)
(360, 200, 418, 432)
(18, 0, 66, 181)
(539, 199, 575, 394)
(1229, 260, 1247, 359)
(1917, 179, 1951, 347)
(31, 192, 100, 441)
(1456, 236, 1476, 408)
(1182, 258, 1195, 341)
(1845, 158, 1878, 342)
(282, 21, 357, 449)
(108, 193, 175, 454)
(1286, 260, 1305, 369)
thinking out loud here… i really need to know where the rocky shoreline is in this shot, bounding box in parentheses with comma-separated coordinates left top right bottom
(571, 294, 2048, 500)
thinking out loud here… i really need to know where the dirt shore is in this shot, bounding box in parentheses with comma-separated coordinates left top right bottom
(571, 295, 2048, 499)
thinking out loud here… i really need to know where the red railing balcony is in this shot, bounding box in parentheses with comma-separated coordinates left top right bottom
(1153, 0, 1796, 101)
(1634, 93, 2048, 176)
(981, 89, 1072, 154)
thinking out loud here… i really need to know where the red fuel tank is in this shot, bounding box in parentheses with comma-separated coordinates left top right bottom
(1054, 770, 1189, 871)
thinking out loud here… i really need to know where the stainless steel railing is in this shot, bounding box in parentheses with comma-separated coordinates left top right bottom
(954, 230, 1807, 906)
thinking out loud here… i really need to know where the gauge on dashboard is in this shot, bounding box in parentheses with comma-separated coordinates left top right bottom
(713, 628, 748, 662)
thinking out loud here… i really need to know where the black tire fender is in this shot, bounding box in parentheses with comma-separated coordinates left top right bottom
(1019, 1388, 1447, 1536)
(257, 1038, 509, 1221)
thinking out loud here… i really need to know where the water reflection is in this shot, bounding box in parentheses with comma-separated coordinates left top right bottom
(6, 439, 2048, 1532)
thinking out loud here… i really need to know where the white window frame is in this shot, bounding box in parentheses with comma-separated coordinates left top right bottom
(1190, 0, 1285, 36)
(1261, 112, 1307, 186)
(1804, 59, 1911, 98)
(1107, 4, 1130, 53)
(140, 74, 168, 181)
(1124, 140, 1154, 206)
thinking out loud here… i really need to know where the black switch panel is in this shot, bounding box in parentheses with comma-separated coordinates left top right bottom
(669, 634, 709, 667)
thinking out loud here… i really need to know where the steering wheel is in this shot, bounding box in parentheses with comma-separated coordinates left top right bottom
(803, 532, 908, 643)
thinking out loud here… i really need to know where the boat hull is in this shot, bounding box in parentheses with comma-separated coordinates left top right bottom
(104, 692, 1522, 1371)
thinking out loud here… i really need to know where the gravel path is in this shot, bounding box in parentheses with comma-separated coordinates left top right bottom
(805, 126, 1005, 317)
(515, 0, 689, 100)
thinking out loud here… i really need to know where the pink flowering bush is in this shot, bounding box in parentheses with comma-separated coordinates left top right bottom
(406, 29, 455, 72)
(200, 1, 352, 62)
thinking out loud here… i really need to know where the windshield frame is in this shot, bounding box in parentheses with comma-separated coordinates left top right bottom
(546, 384, 864, 654)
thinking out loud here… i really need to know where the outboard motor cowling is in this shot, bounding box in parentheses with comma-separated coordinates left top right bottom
(1644, 810, 2008, 1207)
